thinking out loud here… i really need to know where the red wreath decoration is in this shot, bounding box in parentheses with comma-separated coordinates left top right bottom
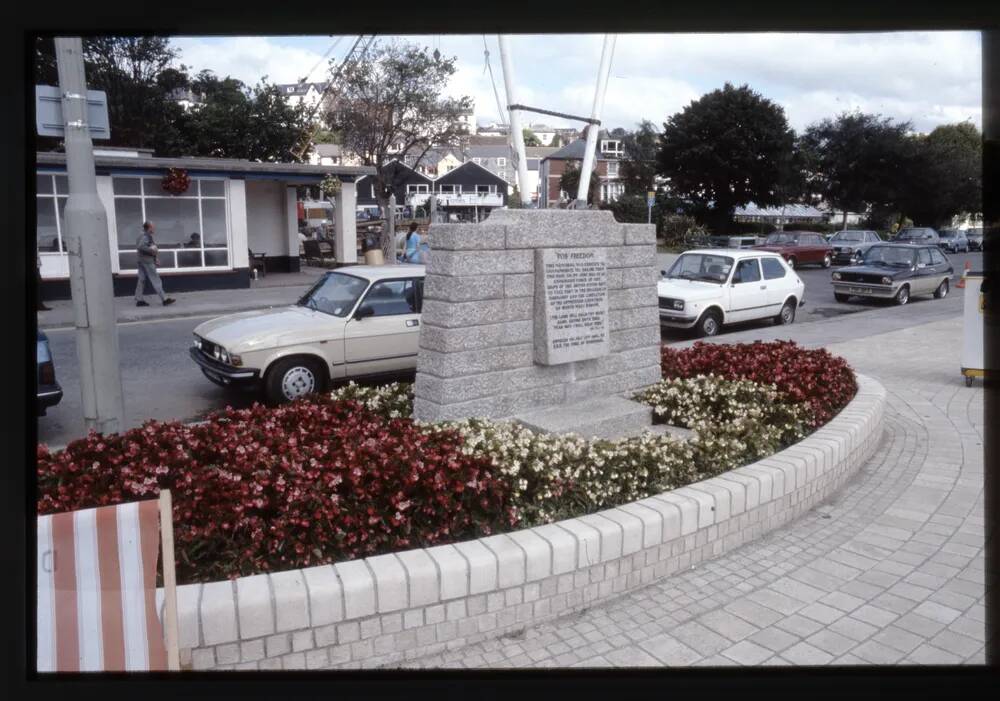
(161, 167, 191, 195)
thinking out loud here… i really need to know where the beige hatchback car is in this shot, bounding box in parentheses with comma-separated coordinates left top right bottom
(190, 265, 425, 404)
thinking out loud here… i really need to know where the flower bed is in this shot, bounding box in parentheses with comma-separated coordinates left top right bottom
(660, 340, 857, 427)
(37, 342, 856, 585)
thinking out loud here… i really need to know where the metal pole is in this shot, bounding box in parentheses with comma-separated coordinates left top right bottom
(386, 192, 396, 263)
(576, 34, 616, 208)
(497, 36, 532, 207)
(54, 37, 125, 436)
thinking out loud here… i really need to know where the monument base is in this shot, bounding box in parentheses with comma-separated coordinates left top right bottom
(512, 395, 692, 442)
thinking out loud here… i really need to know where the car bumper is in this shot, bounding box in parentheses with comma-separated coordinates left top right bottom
(832, 281, 899, 298)
(189, 347, 259, 385)
(659, 309, 699, 328)
(832, 253, 860, 264)
(37, 385, 63, 415)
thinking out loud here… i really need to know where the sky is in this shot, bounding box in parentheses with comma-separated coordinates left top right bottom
(170, 32, 982, 135)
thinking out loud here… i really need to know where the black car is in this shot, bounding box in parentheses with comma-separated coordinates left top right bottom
(893, 227, 940, 245)
(937, 228, 970, 253)
(828, 229, 882, 265)
(37, 330, 63, 416)
(831, 243, 954, 306)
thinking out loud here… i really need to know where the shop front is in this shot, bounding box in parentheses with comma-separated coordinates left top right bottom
(36, 151, 372, 299)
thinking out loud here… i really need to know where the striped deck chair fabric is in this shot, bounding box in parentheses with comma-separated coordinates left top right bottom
(37, 499, 168, 672)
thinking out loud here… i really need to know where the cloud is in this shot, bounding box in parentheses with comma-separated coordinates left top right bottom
(168, 31, 981, 134)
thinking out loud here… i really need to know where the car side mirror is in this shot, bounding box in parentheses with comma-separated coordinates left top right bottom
(354, 304, 375, 320)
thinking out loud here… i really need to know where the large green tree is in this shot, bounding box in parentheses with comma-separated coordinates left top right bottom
(522, 128, 541, 146)
(619, 120, 660, 197)
(799, 112, 912, 228)
(324, 40, 473, 257)
(656, 83, 796, 232)
(895, 122, 982, 227)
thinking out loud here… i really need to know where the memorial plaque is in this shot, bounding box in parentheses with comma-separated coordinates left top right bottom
(534, 247, 610, 365)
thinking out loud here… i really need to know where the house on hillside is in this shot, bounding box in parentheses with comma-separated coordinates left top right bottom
(275, 81, 328, 110)
(467, 143, 514, 190)
(734, 203, 826, 229)
(308, 143, 343, 167)
(166, 88, 203, 112)
(354, 160, 434, 218)
(537, 133, 625, 208)
(525, 123, 557, 146)
(401, 148, 467, 178)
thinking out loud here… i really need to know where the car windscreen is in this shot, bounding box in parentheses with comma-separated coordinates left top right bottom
(832, 231, 865, 242)
(896, 229, 933, 240)
(938, 230, 957, 238)
(297, 272, 370, 317)
(765, 234, 798, 244)
(862, 246, 916, 268)
(665, 253, 734, 284)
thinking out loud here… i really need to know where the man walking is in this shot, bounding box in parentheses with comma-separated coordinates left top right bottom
(135, 221, 175, 307)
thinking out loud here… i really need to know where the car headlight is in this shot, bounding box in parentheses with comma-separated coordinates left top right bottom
(832, 272, 842, 280)
(672, 299, 684, 310)
(192, 334, 202, 349)
(220, 349, 231, 364)
(881, 276, 892, 285)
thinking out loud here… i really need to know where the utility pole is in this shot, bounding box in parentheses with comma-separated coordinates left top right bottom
(497, 36, 532, 207)
(55, 37, 125, 435)
(576, 35, 616, 208)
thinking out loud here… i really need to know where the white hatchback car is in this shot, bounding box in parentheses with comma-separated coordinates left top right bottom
(190, 265, 425, 404)
(658, 249, 805, 337)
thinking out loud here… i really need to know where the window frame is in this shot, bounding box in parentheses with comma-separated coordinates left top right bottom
(110, 175, 231, 272)
(731, 258, 763, 284)
(761, 256, 787, 280)
(496, 157, 507, 167)
(36, 173, 69, 254)
(357, 277, 422, 317)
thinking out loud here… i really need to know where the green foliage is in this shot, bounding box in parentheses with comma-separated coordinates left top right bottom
(658, 214, 701, 246)
(559, 164, 600, 205)
(657, 83, 796, 233)
(619, 120, 660, 197)
(799, 112, 912, 220)
(522, 128, 541, 146)
(895, 122, 982, 226)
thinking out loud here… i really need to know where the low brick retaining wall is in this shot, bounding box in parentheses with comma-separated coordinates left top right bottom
(159, 373, 886, 670)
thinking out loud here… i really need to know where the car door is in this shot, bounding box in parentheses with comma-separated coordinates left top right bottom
(760, 256, 793, 311)
(343, 277, 422, 377)
(927, 247, 952, 291)
(809, 234, 829, 263)
(913, 247, 936, 294)
(727, 258, 769, 322)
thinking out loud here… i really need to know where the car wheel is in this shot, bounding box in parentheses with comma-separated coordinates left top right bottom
(786, 256, 797, 270)
(775, 299, 796, 325)
(265, 356, 326, 405)
(696, 309, 722, 338)
(934, 278, 949, 299)
(895, 284, 910, 306)
(822, 253, 832, 268)
(834, 292, 851, 303)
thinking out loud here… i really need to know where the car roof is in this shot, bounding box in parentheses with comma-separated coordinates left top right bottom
(683, 248, 783, 259)
(328, 264, 425, 280)
(867, 242, 928, 249)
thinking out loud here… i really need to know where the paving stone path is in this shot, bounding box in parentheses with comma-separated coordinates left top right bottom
(396, 316, 985, 667)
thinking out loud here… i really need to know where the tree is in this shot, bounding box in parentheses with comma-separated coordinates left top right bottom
(799, 112, 912, 228)
(895, 122, 982, 227)
(559, 163, 600, 205)
(325, 41, 473, 258)
(522, 128, 541, 146)
(656, 83, 796, 232)
(619, 120, 660, 197)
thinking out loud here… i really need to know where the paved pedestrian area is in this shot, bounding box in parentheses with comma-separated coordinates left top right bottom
(397, 316, 985, 667)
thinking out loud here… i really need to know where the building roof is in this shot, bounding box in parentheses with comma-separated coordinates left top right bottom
(36, 151, 373, 180)
(467, 144, 512, 159)
(734, 203, 825, 219)
(467, 135, 508, 147)
(275, 81, 328, 96)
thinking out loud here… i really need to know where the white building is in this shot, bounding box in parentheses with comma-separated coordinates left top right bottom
(275, 82, 329, 111)
(35, 150, 371, 299)
(526, 123, 557, 146)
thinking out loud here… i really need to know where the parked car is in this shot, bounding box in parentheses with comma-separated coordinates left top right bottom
(708, 233, 760, 249)
(658, 249, 805, 337)
(752, 231, 833, 269)
(831, 243, 953, 306)
(190, 265, 425, 404)
(893, 227, 940, 245)
(937, 228, 970, 253)
(966, 227, 984, 251)
(828, 230, 882, 265)
(37, 330, 63, 416)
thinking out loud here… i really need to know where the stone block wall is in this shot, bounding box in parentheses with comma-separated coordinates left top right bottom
(413, 209, 662, 423)
(159, 374, 887, 671)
